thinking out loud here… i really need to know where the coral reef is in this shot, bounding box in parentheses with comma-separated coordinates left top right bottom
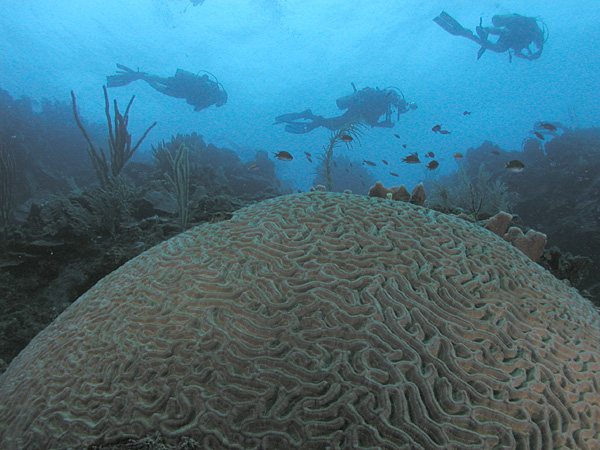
(0, 135, 16, 242)
(539, 246, 593, 287)
(153, 132, 281, 198)
(428, 129, 600, 296)
(71, 87, 156, 186)
(367, 181, 391, 198)
(0, 88, 103, 202)
(1, 192, 599, 449)
(504, 227, 547, 262)
(368, 181, 426, 206)
(485, 211, 513, 237)
(155, 144, 190, 230)
(428, 165, 517, 221)
(315, 122, 365, 191)
(485, 212, 547, 261)
(0, 90, 285, 370)
(312, 153, 375, 194)
(409, 182, 426, 206)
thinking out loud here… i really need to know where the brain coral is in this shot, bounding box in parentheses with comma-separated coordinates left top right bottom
(1, 192, 600, 450)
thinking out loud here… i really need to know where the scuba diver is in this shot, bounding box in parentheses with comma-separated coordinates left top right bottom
(106, 64, 227, 112)
(433, 11, 546, 62)
(275, 83, 417, 134)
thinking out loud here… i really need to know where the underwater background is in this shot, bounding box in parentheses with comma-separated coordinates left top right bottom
(1, 0, 600, 372)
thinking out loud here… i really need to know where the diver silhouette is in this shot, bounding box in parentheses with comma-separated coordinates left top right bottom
(107, 64, 227, 112)
(275, 84, 417, 134)
(434, 11, 546, 62)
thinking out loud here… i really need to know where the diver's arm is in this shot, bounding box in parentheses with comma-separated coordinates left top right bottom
(513, 49, 542, 60)
(372, 120, 394, 128)
(513, 42, 543, 60)
(367, 111, 394, 128)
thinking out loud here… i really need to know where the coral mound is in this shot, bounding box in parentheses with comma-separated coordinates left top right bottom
(1, 192, 600, 450)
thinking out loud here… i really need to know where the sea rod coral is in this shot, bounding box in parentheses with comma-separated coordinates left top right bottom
(0, 192, 599, 449)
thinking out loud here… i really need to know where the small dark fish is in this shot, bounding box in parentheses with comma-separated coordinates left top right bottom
(463, 111, 471, 115)
(363, 160, 376, 166)
(432, 124, 441, 132)
(402, 144, 407, 148)
(307, 157, 313, 163)
(537, 122, 557, 132)
(439, 129, 451, 135)
(402, 152, 420, 164)
(505, 160, 525, 172)
(382, 160, 389, 165)
(340, 134, 353, 143)
(491, 150, 500, 155)
(345, 168, 349, 172)
(454, 152, 463, 161)
(274, 151, 293, 161)
(390, 172, 400, 177)
(533, 131, 545, 140)
(394, 134, 401, 139)
(426, 160, 439, 170)
(304, 151, 312, 158)
(425, 151, 434, 158)
(333, 161, 337, 167)
(349, 163, 353, 167)
(248, 164, 260, 171)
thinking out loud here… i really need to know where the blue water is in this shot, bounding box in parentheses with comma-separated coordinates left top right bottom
(1, 0, 599, 191)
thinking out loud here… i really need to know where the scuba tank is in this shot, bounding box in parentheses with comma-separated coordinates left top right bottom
(336, 93, 358, 110)
(336, 82, 360, 110)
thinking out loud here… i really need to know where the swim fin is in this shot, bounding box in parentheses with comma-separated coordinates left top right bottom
(284, 122, 321, 134)
(274, 109, 315, 124)
(116, 63, 136, 73)
(106, 72, 143, 87)
(476, 46, 487, 60)
(107, 64, 144, 88)
(433, 11, 473, 38)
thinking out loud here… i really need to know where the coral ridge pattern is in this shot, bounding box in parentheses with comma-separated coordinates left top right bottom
(0, 192, 599, 449)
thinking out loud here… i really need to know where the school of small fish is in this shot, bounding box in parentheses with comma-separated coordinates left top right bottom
(263, 110, 553, 182)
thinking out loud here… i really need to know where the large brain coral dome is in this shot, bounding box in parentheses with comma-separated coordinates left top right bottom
(1, 192, 600, 449)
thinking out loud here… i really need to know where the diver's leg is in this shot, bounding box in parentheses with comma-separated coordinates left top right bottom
(486, 27, 505, 36)
(477, 26, 505, 43)
(285, 114, 349, 133)
(475, 22, 512, 56)
(482, 36, 511, 53)
(320, 116, 350, 132)
(143, 78, 170, 95)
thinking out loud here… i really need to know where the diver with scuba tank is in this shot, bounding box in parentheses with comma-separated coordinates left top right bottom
(275, 83, 417, 134)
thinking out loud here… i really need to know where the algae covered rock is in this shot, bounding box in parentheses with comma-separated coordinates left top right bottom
(1, 192, 599, 449)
